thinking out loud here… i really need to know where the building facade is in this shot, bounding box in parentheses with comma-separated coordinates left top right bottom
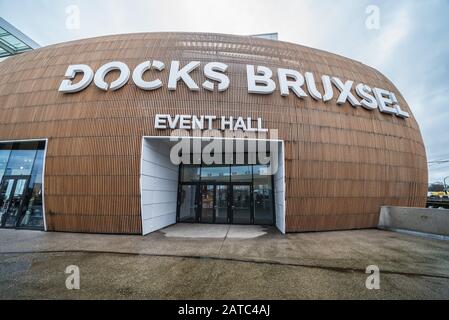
(0, 32, 427, 235)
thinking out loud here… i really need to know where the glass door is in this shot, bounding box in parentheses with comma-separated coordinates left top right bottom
(0, 178, 15, 226)
(177, 163, 275, 226)
(0, 176, 29, 228)
(215, 185, 229, 223)
(200, 184, 214, 223)
(178, 184, 198, 222)
(231, 184, 252, 224)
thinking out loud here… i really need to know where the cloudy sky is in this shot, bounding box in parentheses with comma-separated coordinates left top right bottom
(1, 0, 448, 183)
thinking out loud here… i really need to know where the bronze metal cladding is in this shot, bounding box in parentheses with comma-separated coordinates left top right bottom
(0, 32, 427, 234)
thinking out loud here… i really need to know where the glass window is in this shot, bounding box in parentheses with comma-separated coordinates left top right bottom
(231, 165, 252, 182)
(5, 142, 38, 176)
(232, 184, 251, 224)
(28, 149, 44, 186)
(178, 185, 197, 222)
(201, 165, 230, 182)
(253, 165, 274, 224)
(180, 165, 200, 182)
(0, 143, 12, 181)
(0, 141, 45, 230)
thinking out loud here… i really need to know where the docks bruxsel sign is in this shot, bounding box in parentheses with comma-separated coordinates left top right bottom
(58, 60, 410, 126)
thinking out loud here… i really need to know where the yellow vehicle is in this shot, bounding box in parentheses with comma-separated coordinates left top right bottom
(427, 183, 449, 199)
(427, 191, 448, 198)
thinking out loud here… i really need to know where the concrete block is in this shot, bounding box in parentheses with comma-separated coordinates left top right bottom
(379, 206, 449, 237)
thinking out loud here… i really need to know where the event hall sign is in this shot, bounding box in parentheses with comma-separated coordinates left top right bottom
(58, 60, 410, 119)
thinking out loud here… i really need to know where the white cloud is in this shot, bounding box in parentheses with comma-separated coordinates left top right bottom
(370, 8, 411, 69)
(0, 0, 448, 183)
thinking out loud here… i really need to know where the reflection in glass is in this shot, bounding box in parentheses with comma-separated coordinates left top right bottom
(200, 185, 214, 223)
(178, 163, 274, 226)
(215, 185, 228, 223)
(253, 165, 274, 224)
(0, 178, 15, 225)
(231, 165, 252, 182)
(0, 144, 12, 182)
(201, 165, 230, 182)
(181, 165, 201, 182)
(0, 141, 45, 230)
(2, 178, 28, 227)
(179, 185, 197, 222)
(5, 142, 38, 176)
(232, 185, 251, 224)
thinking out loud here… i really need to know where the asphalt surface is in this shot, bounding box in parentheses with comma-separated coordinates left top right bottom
(0, 224, 449, 299)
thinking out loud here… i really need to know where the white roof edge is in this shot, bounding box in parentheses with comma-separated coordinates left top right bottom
(0, 17, 40, 49)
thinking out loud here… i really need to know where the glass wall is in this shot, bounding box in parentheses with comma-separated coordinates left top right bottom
(178, 184, 197, 222)
(180, 165, 200, 182)
(0, 144, 12, 182)
(0, 141, 45, 230)
(231, 165, 252, 182)
(178, 163, 274, 225)
(201, 165, 230, 182)
(253, 165, 274, 224)
(181, 164, 273, 185)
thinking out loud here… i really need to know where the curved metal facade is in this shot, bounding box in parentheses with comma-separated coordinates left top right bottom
(0, 32, 427, 234)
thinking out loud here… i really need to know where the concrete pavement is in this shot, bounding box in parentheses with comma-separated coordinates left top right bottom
(0, 224, 449, 299)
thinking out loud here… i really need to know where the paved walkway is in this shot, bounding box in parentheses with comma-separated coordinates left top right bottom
(160, 224, 269, 238)
(1, 224, 449, 299)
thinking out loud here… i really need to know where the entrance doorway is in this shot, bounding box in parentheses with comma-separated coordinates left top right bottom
(0, 140, 46, 230)
(179, 183, 254, 224)
(177, 164, 274, 225)
(140, 136, 285, 235)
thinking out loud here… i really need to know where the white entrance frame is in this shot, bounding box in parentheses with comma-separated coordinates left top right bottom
(0, 138, 48, 231)
(140, 135, 286, 235)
